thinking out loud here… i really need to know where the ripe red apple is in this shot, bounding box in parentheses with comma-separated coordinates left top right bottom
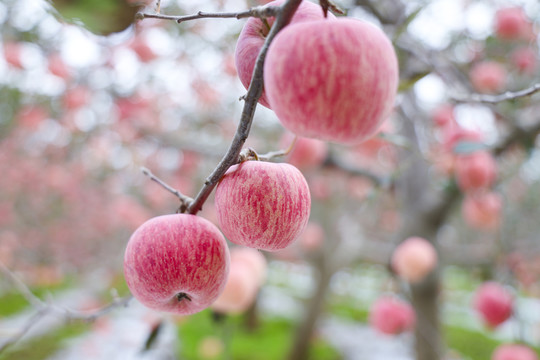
(124, 214, 230, 315)
(511, 47, 538, 74)
(369, 296, 416, 335)
(469, 61, 507, 94)
(215, 160, 311, 251)
(494, 7, 530, 40)
(432, 104, 455, 128)
(492, 344, 539, 360)
(235, 0, 335, 108)
(462, 191, 502, 231)
(454, 151, 497, 193)
(211, 261, 259, 314)
(281, 132, 328, 171)
(230, 247, 267, 285)
(264, 18, 398, 145)
(473, 281, 513, 328)
(391, 236, 437, 284)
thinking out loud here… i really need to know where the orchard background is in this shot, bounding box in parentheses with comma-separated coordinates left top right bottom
(1, 0, 540, 359)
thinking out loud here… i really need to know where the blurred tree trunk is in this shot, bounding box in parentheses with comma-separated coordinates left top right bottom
(287, 255, 333, 360)
(397, 97, 459, 360)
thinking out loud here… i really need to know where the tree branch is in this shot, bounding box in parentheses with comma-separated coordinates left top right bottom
(141, 167, 193, 212)
(186, 0, 304, 215)
(136, 5, 280, 23)
(452, 83, 540, 104)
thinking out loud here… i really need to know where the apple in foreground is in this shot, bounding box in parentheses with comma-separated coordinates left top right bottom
(264, 18, 398, 145)
(369, 296, 416, 335)
(492, 344, 538, 360)
(391, 236, 437, 284)
(124, 214, 230, 315)
(235, 0, 335, 108)
(473, 281, 513, 328)
(215, 160, 311, 251)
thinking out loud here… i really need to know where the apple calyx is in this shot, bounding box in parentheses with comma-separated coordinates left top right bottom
(176, 292, 192, 302)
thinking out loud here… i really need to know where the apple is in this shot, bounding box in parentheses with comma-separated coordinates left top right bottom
(454, 151, 497, 193)
(492, 344, 539, 360)
(235, 0, 335, 108)
(298, 221, 325, 252)
(230, 247, 267, 285)
(391, 236, 437, 283)
(473, 281, 513, 328)
(124, 214, 230, 315)
(462, 191, 502, 231)
(264, 18, 398, 145)
(469, 61, 507, 94)
(215, 160, 311, 251)
(369, 296, 416, 335)
(432, 104, 455, 128)
(3, 41, 23, 69)
(47, 53, 71, 80)
(211, 261, 259, 314)
(494, 7, 530, 40)
(511, 47, 538, 74)
(281, 132, 328, 171)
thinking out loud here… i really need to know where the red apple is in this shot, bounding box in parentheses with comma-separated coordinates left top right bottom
(235, 0, 335, 108)
(215, 160, 311, 251)
(391, 236, 437, 283)
(432, 104, 455, 128)
(369, 296, 416, 335)
(469, 61, 507, 94)
(494, 7, 530, 40)
(473, 281, 513, 328)
(124, 214, 230, 315)
(264, 19, 398, 145)
(211, 261, 259, 314)
(230, 247, 267, 285)
(492, 344, 539, 360)
(454, 151, 497, 193)
(462, 191, 502, 231)
(511, 47, 538, 74)
(281, 132, 328, 171)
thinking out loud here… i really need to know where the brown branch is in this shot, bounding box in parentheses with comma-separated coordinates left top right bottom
(136, 5, 280, 23)
(186, 0, 304, 215)
(452, 83, 540, 104)
(141, 167, 193, 212)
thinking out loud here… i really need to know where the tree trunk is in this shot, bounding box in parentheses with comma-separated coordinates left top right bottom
(287, 259, 333, 360)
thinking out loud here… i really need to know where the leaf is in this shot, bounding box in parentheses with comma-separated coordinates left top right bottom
(49, 0, 141, 35)
(453, 141, 490, 154)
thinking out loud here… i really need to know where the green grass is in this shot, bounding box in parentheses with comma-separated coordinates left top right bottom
(0, 283, 68, 317)
(0, 322, 90, 360)
(177, 310, 341, 360)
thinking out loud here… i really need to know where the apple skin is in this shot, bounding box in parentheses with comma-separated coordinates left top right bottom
(469, 61, 507, 94)
(124, 214, 230, 315)
(462, 191, 502, 231)
(391, 236, 437, 284)
(369, 296, 416, 335)
(454, 151, 497, 193)
(473, 281, 513, 329)
(215, 160, 311, 251)
(264, 18, 398, 145)
(235, 0, 335, 108)
(492, 344, 539, 360)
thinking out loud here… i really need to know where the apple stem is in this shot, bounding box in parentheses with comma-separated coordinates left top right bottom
(176, 292, 192, 302)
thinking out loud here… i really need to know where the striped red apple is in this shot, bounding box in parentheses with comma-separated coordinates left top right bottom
(124, 214, 230, 315)
(264, 18, 398, 145)
(235, 0, 335, 108)
(215, 160, 311, 251)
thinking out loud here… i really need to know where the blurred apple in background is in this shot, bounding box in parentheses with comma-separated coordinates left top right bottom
(369, 296, 416, 335)
(391, 236, 438, 283)
(473, 281, 513, 329)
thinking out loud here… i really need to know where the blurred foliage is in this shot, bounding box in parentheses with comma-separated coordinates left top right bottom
(0, 322, 90, 360)
(49, 0, 140, 35)
(177, 310, 341, 360)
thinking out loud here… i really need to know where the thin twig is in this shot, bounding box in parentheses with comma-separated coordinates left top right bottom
(141, 167, 193, 211)
(258, 136, 297, 161)
(60, 295, 133, 322)
(0, 261, 46, 310)
(137, 6, 280, 24)
(186, 0, 304, 215)
(452, 83, 540, 104)
(0, 308, 49, 354)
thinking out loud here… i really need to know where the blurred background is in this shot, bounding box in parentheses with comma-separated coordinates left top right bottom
(0, 0, 540, 359)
